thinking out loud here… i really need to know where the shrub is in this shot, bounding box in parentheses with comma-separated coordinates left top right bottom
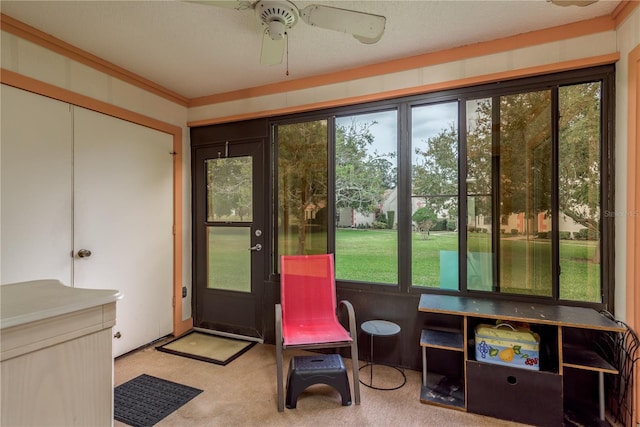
(575, 229, 589, 240)
(510, 229, 519, 235)
(386, 211, 395, 229)
(537, 232, 549, 239)
(559, 231, 571, 240)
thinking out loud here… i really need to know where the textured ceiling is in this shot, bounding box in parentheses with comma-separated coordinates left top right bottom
(0, 0, 621, 100)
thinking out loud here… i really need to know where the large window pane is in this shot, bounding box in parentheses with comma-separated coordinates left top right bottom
(559, 82, 602, 302)
(466, 91, 553, 296)
(498, 90, 553, 296)
(335, 111, 397, 284)
(277, 120, 328, 256)
(411, 102, 459, 289)
(467, 99, 494, 291)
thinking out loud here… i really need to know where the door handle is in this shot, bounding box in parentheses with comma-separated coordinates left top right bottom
(249, 244, 262, 252)
(77, 249, 92, 258)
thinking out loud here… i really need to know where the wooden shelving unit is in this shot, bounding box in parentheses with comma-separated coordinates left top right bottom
(417, 294, 624, 426)
(419, 329, 465, 410)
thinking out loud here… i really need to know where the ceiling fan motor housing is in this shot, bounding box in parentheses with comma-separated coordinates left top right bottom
(256, 1, 299, 40)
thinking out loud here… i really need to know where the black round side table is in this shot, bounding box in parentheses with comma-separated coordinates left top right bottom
(359, 319, 407, 390)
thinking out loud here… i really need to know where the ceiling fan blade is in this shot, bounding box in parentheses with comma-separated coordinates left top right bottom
(260, 31, 285, 65)
(300, 5, 386, 44)
(187, 0, 254, 10)
(549, 0, 598, 6)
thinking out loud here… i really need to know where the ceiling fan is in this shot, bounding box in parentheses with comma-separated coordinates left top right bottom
(548, 0, 598, 6)
(190, 0, 386, 65)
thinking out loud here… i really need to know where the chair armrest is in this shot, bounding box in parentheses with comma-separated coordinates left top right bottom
(338, 300, 357, 338)
(275, 303, 283, 345)
(275, 303, 284, 411)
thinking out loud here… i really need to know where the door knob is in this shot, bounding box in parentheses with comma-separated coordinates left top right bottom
(77, 249, 92, 258)
(249, 244, 262, 252)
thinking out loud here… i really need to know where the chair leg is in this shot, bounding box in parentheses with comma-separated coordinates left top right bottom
(351, 337, 360, 405)
(340, 300, 361, 405)
(275, 304, 285, 412)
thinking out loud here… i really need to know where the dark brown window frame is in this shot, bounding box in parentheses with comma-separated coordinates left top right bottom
(268, 64, 615, 311)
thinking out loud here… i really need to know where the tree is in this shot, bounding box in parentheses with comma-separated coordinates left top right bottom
(412, 207, 437, 240)
(558, 82, 601, 239)
(335, 118, 395, 215)
(207, 157, 252, 221)
(412, 83, 601, 245)
(278, 120, 328, 255)
(412, 123, 458, 219)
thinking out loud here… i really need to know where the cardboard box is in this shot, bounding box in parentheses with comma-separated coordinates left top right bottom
(475, 323, 540, 370)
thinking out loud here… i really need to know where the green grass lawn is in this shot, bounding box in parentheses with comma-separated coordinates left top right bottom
(215, 227, 600, 302)
(334, 229, 600, 302)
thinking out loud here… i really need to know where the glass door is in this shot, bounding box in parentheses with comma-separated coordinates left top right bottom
(193, 139, 265, 339)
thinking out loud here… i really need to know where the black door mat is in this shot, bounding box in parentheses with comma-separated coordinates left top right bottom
(156, 331, 256, 365)
(114, 374, 202, 427)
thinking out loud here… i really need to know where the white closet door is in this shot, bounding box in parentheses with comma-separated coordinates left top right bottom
(1, 85, 73, 285)
(73, 107, 173, 357)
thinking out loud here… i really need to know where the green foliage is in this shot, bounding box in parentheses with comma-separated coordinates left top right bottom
(412, 83, 601, 240)
(558, 83, 602, 238)
(412, 206, 434, 223)
(277, 120, 329, 255)
(412, 123, 459, 218)
(335, 118, 395, 215)
(386, 211, 395, 229)
(574, 228, 598, 241)
(207, 157, 252, 221)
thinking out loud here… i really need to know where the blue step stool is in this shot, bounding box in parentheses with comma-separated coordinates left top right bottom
(286, 354, 352, 409)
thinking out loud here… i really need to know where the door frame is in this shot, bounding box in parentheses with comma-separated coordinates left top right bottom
(1, 72, 192, 338)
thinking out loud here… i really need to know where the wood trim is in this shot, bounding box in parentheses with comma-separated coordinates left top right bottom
(0, 13, 189, 107)
(187, 53, 620, 127)
(612, 0, 640, 27)
(0, 69, 190, 338)
(172, 132, 193, 338)
(626, 43, 640, 427)
(1, 69, 180, 134)
(189, 16, 616, 108)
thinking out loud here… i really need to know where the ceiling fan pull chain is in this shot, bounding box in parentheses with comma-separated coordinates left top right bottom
(285, 32, 289, 76)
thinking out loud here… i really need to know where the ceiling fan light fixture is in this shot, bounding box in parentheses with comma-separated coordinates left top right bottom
(267, 19, 286, 40)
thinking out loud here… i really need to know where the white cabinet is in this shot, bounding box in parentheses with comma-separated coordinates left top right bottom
(1, 280, 121, 426)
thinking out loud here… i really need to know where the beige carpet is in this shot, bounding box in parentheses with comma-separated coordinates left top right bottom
(156, 331, 255, 365)
(116, 339, 530, 427)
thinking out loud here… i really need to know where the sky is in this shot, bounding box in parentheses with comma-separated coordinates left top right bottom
(335, 101, 459, 166)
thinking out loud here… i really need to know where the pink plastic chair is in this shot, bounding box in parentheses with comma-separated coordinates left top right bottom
(275, 254, 360, 411)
